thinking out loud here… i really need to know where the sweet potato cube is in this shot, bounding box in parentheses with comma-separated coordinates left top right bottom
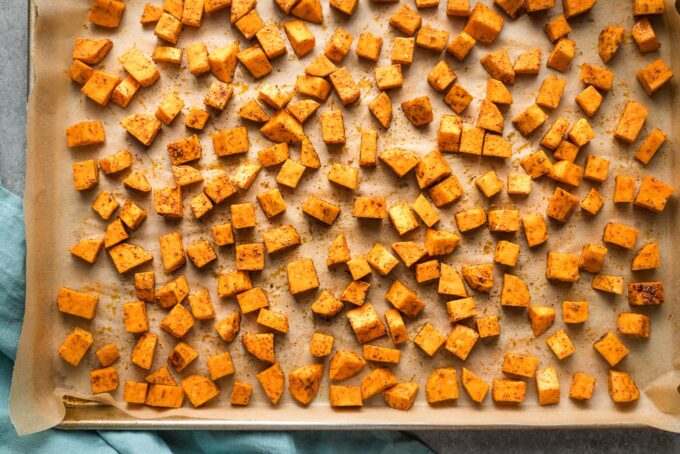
(237, 46, 272, 79)
(361, 368, 398, 401)
(311, 290, 344, 317)
(461, 368, 489, 403)
(96, 343, 120, 367)
(614, 101, 649, 144)
(593, 331, 629, 366)
(153, 186, 183, 218)
(215, 312, 241, 342)
(461, 264, 493, 293)
(445, 324, 478, 360)
(546, 329, 575, 360)
(256, 363, 285, 405)
(284, 20, 315, 57)
(384, 382, 419, 411)
(324, 28, 354, 62)
(544, 15, 571, 42)
(356, 32, 382, 62)
(447, 31, 476, 60)
(463, 2, 503, 44)
(131, 333, 158, 369)
(121, 114, 162, 146)
(501, 274, 530, 308)
(329, 385, 362, 407)
(528, 306, 555, 336)
(628, 281, 664, 306)
(347, 304, 386, 343)
(289, 364, 324, 405)
(236, 287, 269, 314)
(66, 121, 105, 148)
(636, 59, 673, 96)
(287, 258, 319, 295)
(217, 271, 252, 298)
(90, 367, 119, 394)
(608, 370, 639, 403)
(547, 38, 575, 72)
(182, 375, 220, 407)
(72, 160, 99, 191)
(569, 372, 595, 400)
(603, 222, 639, 250)
(156, 275, 189, 309)
(388, 203, 420, 236)
(160, 303, 195, 339)
(58, 327, 93, 366)
(124, 381, 149, 404)
(56, 288, 98, 320)
(535, 367, 560, 406)
(257, 308, 289, 334)
(123, 301, 149, 333)
(635, 176, 674, 213)
(310, 332, 334, 357)
(108, 243, 153, 274)
(88, 0, 125, 28)
(425, 368, 458, 404)
(414, 322, 446, 357)
(329, 350, 366, 381)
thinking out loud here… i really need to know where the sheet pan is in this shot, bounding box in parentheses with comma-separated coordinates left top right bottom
(11, 0, 680, 434)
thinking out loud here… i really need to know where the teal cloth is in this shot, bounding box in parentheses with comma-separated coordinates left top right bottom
(0, 186, 431, 453)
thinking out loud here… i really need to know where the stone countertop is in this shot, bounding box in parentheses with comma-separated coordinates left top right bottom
(3, 1, 678, 451)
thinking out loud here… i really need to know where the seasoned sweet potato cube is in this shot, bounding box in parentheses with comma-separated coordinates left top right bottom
(288, 364, 324, 405)
(546, 251, 579, 282)
(329, 350, 366, 381)
(329, 385, 363, 407)
(544, 15, 571, 42)
(593, 331, 629, 366)
(463, 2, 503, 44)
(58, 327, 93, 366)
(425, 368, 458, 403)
(124, 381, 149, 404)
(461, 264, 493, 293)
(608, 370, 639, 403)
(603, 222, 639, 250)
(88, 0, 125, 28)
(628, 281, 664, 306)
(242, 333, 276, 365)
(153, 186, 183, 218)
(156, 275, 189, 309)
(636, 59, 673, 96)
(324, 28, 354, 62)
(501, 274, 530, 308)
(310, 332, 334, 357)
(160, 303, 195, 339)
(414, 322, 446, 356)
(167, 342, 198, 373)
(461, 367, 489, 403)
(347, 304, 386, 343)
(134, 271, 155, 303)
(123, 301, 149, 334)
(546, 328, 575, 360)
(535, 366, 560, 406)
(356, 32, 382, 62)
(66, 120, 105, 148)
(90, 367, 119, 394)
(447, 31, 476, 61)
(569, 372, 595, 400)
(182, 375, 220, 408)
(502, 353, 538, 378)
(445, 324, 478, 360)
(215, 312, 241, 342)
(237, 287, 270, 315)
(237, 46, 272, 79)
(614, 101, 649, 144)
(284, 20, 315, 57)
(72, 160, 99, 191)
(56, 288, 98, 320)
(617, 312, 650, 339)
(256, 363, 285, 405)
(384, 382, 419, 411)
(131, 333, 158, 370)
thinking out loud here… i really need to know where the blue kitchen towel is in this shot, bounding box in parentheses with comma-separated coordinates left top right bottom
(0, 186, 431, 453)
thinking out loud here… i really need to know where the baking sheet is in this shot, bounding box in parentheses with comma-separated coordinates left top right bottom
(11, 0, 680, 435)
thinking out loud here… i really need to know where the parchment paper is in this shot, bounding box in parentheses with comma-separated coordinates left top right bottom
(10, 0, 680, 435)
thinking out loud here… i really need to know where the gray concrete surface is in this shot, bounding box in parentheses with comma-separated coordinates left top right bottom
(2, 1, 679, 451)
